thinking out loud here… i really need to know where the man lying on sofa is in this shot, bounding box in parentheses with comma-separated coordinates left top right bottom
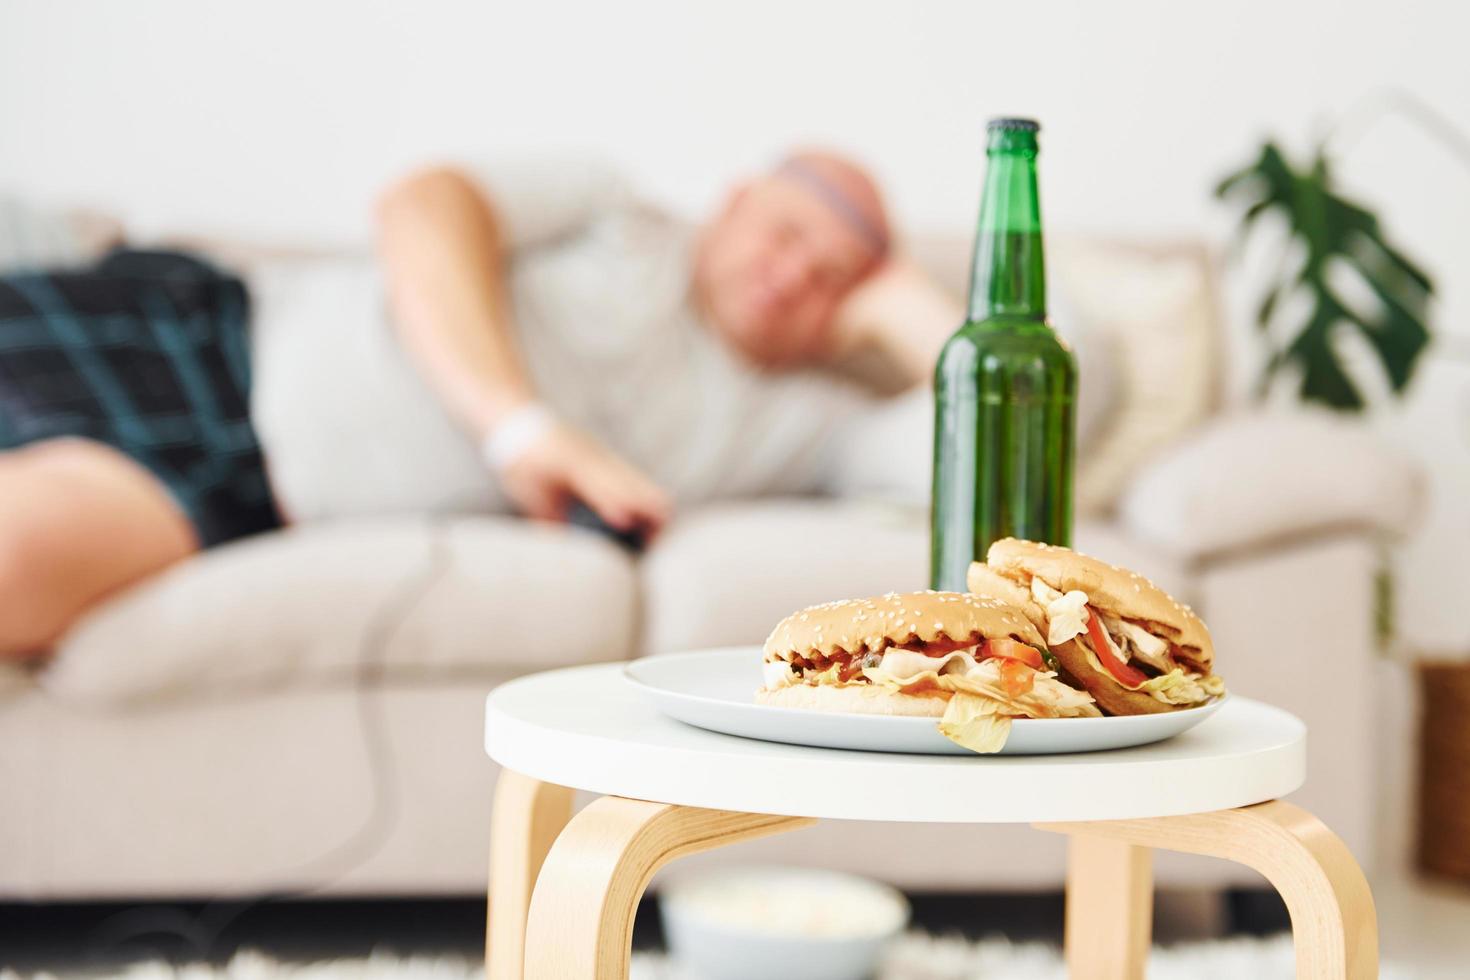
(0, 152, 955, 660)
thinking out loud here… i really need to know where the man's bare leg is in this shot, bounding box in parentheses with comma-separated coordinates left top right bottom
(0, 438, 199, 659)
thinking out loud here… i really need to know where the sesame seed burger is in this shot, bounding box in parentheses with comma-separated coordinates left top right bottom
(966, 539, 1225, 716)
(758, 591, 1099, 753)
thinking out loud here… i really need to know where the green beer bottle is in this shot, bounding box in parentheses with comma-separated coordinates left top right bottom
(930, 117, 1076, 590)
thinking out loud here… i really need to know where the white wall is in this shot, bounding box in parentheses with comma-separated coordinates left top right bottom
(2, 0, 1468, 648)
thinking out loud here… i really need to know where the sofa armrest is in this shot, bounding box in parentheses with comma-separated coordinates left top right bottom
(1195, 534, 1381, 867)
(1117, 410, 1423, 561)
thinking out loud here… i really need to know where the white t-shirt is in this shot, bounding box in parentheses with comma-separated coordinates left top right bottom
(248, 161, 916, 521)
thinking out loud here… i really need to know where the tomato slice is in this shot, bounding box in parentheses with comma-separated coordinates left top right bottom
(998, 658, 1036, 698)
(1084, 607, 1149, 688)
(980, 637, 1045, 670)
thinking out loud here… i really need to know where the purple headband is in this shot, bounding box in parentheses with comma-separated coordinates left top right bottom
(776, 158, 890, 257)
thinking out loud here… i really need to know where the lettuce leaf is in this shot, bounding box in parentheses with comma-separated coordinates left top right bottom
(938, 693, 1013, 753)
(863, 658, 1098, 719)
(1139, 668, 1226, 705)
(802, 663, 845, 686)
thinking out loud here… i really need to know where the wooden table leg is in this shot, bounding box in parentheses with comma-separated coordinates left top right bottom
(1037, 800, 1377, 980)
(522, 797, 814, 980)
(1062, 834, 1153, 980)
(486, 769, 575, 980)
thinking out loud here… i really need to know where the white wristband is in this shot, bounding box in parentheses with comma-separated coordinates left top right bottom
(482, 403, 556, 473)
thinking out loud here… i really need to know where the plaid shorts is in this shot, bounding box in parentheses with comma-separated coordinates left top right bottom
(0, 249, 281, 546)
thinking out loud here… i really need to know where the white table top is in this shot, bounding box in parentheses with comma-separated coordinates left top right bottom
(484, 661, 1306, 823)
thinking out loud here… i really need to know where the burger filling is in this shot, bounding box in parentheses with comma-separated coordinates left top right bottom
(762, 637, 1100, 753)
(1028, 578, 1224, 707)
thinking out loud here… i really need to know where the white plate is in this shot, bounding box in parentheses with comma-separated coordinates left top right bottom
(624, 647, 1226, 756)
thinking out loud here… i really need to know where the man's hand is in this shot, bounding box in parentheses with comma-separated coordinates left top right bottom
(830, 258, 963, 385)
(499, 422, 672, 538)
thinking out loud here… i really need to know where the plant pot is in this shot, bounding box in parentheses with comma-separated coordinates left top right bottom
(1417, 659, 1470, 882)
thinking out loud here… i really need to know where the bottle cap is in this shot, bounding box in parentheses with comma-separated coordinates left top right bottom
(988, 117, 1040, 133)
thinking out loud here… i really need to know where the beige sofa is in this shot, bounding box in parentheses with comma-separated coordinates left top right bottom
(0, 234, 1419, 899)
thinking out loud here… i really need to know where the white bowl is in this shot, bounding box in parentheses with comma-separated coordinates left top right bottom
(659, 866, 909, 980)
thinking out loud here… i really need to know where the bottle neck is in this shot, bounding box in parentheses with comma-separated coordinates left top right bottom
(967, 137, 1047, 322)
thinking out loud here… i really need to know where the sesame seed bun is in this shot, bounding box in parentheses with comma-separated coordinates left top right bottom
(965, 563, 1045, 630)
(985, 538, 1214, 673)
(762, 591, 1046, 662)
(756, 683, 948, 716)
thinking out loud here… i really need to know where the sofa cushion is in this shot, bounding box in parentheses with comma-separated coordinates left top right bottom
(640, 500, 1197, 654)
(1051, 239, 1219, 517)
(1118, 409, 1423, 561)
(0, 196, 102, 270)
(640, 500, 929, 654)
(42, 516, 638, 706)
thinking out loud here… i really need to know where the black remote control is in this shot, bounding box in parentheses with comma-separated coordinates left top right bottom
(565, 499, 648, 551)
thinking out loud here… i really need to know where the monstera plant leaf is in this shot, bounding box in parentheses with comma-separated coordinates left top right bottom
(1217, 142, 1434, 410)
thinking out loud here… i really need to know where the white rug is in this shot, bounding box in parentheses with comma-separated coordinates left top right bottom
(0, 934, 1407, 980)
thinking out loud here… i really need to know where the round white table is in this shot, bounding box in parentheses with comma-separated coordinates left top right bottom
(483, 661, 1376, 980)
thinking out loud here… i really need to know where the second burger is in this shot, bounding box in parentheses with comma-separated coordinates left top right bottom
(967, 539, 1225, 716)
